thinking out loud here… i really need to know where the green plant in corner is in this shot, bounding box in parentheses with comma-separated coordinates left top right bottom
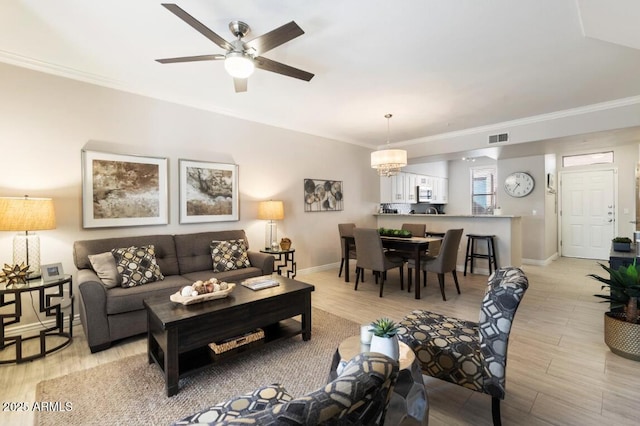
(588, 260, 640, 324)
(369, 317, 400, 338)
(612, 237, 632, 243)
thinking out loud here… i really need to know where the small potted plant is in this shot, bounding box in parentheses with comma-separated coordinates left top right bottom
(612, 237, 632, 252)
(368, 318, 400, 360)
(588, 260, 640, 361)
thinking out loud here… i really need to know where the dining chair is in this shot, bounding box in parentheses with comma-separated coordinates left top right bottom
(407, 228, 463, 301)
(338, 223, 358, 278)
(401, 223, 426, 237)
(353, 228, 404, 297)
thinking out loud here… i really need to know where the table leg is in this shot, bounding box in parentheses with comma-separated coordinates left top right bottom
(165, 329, 179, 397)
(344, 238, 351, 283)
(302, 298, 312, 341)
(414, 249, 422, 299)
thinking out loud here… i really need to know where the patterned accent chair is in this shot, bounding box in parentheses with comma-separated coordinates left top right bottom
(396, 267, 528, 426)
(172, 352, 399, 426)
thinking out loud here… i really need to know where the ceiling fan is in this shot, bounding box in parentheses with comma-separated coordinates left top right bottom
(156, 3, 314, 92)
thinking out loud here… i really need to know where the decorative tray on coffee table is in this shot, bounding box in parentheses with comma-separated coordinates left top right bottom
(170, 283, 236, 305)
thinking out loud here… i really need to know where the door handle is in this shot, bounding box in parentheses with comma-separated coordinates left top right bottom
(608, 219, 613, 223)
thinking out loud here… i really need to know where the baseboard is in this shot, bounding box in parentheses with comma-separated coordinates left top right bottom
(4, 314, 81, 338)
(296, 262, 341, 275)
(522, 252, 558, 266)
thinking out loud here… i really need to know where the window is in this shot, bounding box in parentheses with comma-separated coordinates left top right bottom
(562, 151, 613, 167)
(471, 167, 496, 215)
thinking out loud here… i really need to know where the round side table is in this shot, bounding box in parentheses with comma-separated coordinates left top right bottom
(329, 335, 429, 426)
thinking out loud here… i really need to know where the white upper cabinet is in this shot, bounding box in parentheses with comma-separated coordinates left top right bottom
(380, 172, 448, 204)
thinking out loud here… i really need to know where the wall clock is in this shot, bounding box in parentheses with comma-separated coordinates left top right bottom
(504, 172, 535, 197)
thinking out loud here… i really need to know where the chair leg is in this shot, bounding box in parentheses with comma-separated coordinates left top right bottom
(354, 267, 361, 290)
(423, 270, 427, 287)
(492, 397, 501, 426)
(338, 258, 344, 277)
(438, 273, 446, 301)
(379, 273, 385, 297)
(399, 266, 404, 289)
(452, 270, 461, 294)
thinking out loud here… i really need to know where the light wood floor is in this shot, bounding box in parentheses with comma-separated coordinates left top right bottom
(2, 257, 638, 425)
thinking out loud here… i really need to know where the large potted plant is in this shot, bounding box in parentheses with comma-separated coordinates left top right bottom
(368, 317, 400, 360)
(611, 237, 632, 252)
(588, 260, 640, 361)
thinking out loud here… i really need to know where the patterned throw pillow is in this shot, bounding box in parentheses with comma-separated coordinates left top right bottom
(211, 239, 251, 272)
(111, 245, 164, 288)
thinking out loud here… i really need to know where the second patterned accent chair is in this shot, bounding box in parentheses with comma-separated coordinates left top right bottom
(172, 352, 399, 426)
(396, 267, 529, 426)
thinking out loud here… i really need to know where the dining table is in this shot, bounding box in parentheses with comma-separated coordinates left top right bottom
(341, 235, 442, 299)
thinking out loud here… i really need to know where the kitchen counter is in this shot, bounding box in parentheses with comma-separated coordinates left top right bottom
(376, 214, 522, 273)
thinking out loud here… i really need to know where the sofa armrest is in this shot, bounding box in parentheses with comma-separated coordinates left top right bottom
(247, 251, 274, 275)
(77, 269, 112, 352)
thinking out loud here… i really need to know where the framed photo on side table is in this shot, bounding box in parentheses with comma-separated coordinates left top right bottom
(81, 150, 169, 228)
(179, 160, 239, 223)
(41, 263, 64, 282)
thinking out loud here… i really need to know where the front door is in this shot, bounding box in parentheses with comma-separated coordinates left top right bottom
(560, 169, 616, 260)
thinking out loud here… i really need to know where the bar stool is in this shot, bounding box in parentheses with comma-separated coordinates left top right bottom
(464, 234, 498, 276)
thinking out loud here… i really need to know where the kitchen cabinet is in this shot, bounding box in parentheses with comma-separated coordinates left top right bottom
(379, 172, 448, 204)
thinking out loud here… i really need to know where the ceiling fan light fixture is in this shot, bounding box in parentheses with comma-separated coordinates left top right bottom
(371, 114, 407, 177)
(224, 51, 255, 78)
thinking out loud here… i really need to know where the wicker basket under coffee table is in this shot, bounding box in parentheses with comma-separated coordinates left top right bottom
(328, 335, 429, 425)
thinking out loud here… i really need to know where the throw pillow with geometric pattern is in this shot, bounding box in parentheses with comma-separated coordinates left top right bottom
(211, 239, 251, 272)
(111, 245, 164, 288)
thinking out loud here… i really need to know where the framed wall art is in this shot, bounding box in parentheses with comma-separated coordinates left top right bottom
(304, 178, 343, 212)
(82, 150, 169, 228)
(179, 160, 239, 223)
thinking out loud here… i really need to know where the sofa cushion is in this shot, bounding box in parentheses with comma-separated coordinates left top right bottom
(111, 245, 164, 288)
(211, 239, 251, 272)
(74, 234, 180, 276)
(175, 230, 250, 274)
(173, 384, 292, 425)
(88, 251, 121, 288)
(106, 275, 191, 315)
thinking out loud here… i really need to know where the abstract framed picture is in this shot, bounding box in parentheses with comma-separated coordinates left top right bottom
(179, 160, 239, 223)
(304, 178, 344, 212)
(81, 150, 169, 228)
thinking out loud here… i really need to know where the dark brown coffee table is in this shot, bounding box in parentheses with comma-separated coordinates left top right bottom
(144, 275, 314, 396)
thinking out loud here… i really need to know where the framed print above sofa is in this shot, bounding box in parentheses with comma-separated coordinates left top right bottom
(179, 160, 239, 223)
(81, 150, 169, 228)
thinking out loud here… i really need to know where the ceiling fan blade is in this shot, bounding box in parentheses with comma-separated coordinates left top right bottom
(255, 56, 314, 81)
(234, 78, 248, 92)
(156, 54, 225, 64)
(244, 21, 304, 56)
(162, 3, 233, 51)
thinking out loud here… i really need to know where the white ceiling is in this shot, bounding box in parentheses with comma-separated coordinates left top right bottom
(1, 0, 640, 157)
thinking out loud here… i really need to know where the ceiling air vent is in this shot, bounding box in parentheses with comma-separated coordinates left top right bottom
(488, 132, 509, 144)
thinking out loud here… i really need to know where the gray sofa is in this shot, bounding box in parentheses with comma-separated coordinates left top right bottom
(73, 230, 274, 353)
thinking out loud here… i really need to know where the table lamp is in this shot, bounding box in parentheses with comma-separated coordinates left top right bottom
(257, 200, 284, 250)
(0, 196, 57, 278)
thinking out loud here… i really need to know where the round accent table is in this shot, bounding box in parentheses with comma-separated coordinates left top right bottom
(329, 335, 429, 425)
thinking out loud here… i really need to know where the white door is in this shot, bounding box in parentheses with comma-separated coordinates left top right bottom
(560, 169, 615, 259)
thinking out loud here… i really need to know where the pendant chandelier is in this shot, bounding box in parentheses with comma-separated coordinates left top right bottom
(370, 114, 407, 177)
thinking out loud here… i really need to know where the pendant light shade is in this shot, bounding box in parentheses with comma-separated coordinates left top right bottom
(371, 114, 407, 177)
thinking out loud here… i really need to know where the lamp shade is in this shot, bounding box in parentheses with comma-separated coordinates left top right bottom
(257, 200, 284, 220)
(371, 149, 407, 169)
(0, 197, 56, 231)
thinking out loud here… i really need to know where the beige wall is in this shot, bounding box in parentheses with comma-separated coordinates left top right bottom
(0, 62, 379, 310)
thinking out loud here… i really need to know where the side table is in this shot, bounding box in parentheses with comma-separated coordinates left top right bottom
(0, 275, 74, 364)
(260, 248, 297, 278)
(329, 335, 429, 426)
